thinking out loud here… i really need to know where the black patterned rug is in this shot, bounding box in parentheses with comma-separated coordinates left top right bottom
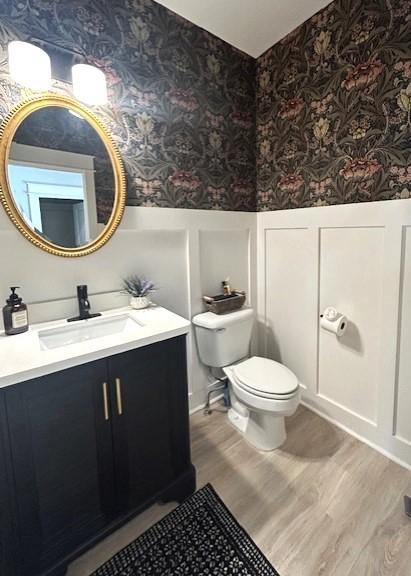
(92, 484, 279, 575)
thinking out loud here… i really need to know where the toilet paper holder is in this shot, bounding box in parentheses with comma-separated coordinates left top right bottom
(320, 307, 347, 337)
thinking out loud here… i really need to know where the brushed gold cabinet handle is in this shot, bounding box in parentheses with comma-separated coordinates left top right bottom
(115, 378, 123, 416)
(102, 382, 110, 421)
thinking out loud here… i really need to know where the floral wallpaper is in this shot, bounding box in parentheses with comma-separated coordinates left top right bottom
(256, 0, 411, 210)
(0, 0, 256, 212)
(1, 0, 409, 214)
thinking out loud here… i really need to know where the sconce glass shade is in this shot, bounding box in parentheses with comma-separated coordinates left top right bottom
(8, 41, 51, 91)
(72, 64, 108, 106)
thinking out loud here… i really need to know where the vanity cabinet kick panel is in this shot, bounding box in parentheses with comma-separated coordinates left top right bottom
(4, 335, 195, 576)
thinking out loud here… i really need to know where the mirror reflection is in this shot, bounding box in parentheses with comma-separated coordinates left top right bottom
(8, 106, 115, 248)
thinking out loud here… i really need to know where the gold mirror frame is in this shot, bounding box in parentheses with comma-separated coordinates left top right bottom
(0, 93, 126, 257)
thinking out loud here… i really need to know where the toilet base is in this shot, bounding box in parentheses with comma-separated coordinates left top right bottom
(228, 406, 286, 451)
(228, 407, 248, 434)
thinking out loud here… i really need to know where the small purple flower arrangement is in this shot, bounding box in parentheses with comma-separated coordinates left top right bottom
(122, 275, 157, 309)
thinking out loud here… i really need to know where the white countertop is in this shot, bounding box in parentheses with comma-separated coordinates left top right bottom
(0, 306, 191, 388)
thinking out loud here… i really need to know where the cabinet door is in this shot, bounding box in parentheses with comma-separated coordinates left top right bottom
(108, 339, 176, 511)
(6, 360, 115, 576)
(0, 392, 17, 576)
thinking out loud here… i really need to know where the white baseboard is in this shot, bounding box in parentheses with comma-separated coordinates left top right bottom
(301, 400, 411, 471)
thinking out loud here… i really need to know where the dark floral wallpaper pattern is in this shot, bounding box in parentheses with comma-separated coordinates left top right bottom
(0, 0, 256, 211)
(256, 0, 411, 211)
(0, 0, 409, 213)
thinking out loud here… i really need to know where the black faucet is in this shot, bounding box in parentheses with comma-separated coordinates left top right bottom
(67, 285, 102, 322)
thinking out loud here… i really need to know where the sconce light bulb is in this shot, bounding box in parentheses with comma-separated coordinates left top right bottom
(72, 64, 108, 106)
(8, 41, 51, 91)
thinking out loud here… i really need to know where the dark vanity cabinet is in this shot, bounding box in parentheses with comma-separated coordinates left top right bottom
(3, 335, 195, 576)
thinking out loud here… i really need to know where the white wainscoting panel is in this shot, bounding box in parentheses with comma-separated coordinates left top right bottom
(199, 229, 250, 299)
(395, 226, 411, 446)
(258, 200, 411, 469)
(1, 206, 256, 412)
(123, 208, 256, 410)
(264, 228, 318, 392)
(0, 228, 189, 321)
(318, 227, 385, 424)
(3, 193, 411, 464)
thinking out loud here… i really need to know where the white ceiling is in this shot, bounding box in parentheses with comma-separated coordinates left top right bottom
(153, 0, 333, 58)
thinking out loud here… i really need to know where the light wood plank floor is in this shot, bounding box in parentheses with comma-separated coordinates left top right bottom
(68, 406, 411, 576)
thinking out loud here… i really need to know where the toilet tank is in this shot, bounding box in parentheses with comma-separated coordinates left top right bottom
(192, 308, 254, 368)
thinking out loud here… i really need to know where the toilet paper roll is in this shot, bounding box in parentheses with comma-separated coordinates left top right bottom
(320, 313, 347, 337)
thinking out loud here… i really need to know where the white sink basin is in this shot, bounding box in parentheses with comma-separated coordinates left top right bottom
(39, 314, 143, 350)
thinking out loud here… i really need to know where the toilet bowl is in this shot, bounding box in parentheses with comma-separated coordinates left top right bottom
(223, 356, 300, 451)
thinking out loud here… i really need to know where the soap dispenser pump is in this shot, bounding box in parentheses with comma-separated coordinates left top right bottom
(2, 287, 29, 335)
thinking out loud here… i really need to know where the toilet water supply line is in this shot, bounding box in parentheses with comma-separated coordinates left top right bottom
(204, 371, 230, 415)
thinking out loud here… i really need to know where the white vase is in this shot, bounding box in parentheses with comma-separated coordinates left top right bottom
(130, 296, 151, 310)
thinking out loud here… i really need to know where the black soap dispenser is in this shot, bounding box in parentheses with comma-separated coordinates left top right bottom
(2, 287, 29, 335)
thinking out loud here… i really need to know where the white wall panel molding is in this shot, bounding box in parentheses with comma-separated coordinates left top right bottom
(1, 206, 256, 412)
(2, 196, 410, 457)
(395, 226, 411, 447)
(318, 226, 385, 425)
(258, 199, 411, 468)
(123, 208, 257, 410)
(263, 227, 318, 393)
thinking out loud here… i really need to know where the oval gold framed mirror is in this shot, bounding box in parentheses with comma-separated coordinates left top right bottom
(0, 94, 126, 257)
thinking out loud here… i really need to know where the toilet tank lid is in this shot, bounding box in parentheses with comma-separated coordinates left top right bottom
(192, 308, 254, 330)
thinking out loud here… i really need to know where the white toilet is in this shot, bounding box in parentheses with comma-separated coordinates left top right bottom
(192, 308, 300, 451)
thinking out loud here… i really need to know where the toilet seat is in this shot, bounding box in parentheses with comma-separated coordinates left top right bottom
(232, 356, 299, 400)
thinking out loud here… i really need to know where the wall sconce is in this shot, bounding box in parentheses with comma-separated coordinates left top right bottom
(7, 41, 108, 106)
(72, 64, 108, 106)
(8, 41, 52, 91)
